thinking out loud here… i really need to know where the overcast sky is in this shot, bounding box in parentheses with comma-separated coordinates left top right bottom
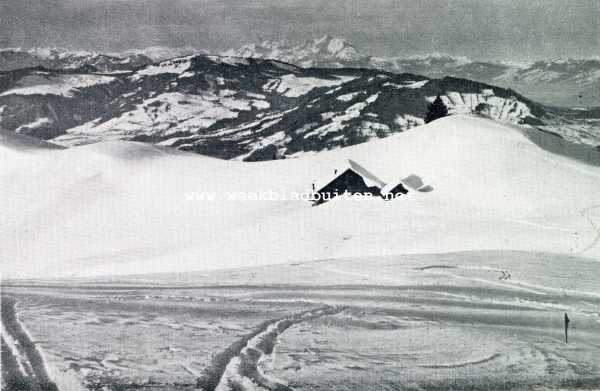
(1, 0, 599, 62)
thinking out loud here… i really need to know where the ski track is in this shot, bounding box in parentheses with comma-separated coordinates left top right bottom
(180, 363, 201, 377)
(505, 218, 574, 233)
(213, 305, 345, 391)
(1, 298, 55, 388)
(420, 353, 501, 369)
(1, 323, 30, 376)
(578, 204, 600, 255)
(426, 267, 548, 295)
(318, 265, 406, 285)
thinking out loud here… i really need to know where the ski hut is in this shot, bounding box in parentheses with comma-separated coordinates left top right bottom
(380, 180, 409, 200)
(312, 160, 387, 205)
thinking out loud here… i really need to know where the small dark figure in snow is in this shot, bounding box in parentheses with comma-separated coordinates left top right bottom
(425, 93, 449, 123)
(312, 182, 315, 191)
(564, 313, 570, 343)
(334, 169, 338, 175)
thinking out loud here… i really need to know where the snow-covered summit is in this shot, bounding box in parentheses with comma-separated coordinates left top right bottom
(404, 52, 471, 65)
(0, 46, 202, 72)
(221, 35, 364, 67)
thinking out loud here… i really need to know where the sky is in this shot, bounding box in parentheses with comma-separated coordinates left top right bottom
(1, 0, 599, 62)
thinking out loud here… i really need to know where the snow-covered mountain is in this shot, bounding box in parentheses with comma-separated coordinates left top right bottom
(0, 47, 200, 72)
(1, 53, 598, 161)
(221, 35, 365, 68)
(493, 58, 600, 107)
(4, 38, 600, 106)
(221, 37, 600, 107)
(2, 115, 599, 278)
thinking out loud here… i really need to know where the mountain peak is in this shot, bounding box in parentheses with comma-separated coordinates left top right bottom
(405, 52, 472, 65)
(219, 35, 366, 66)
(0, 46, 205, 72)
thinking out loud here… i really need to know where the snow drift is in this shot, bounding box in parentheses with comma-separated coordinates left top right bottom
(1, 115, 599, 279)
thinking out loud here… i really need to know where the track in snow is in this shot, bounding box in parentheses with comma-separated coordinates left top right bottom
(420, 353, 501, 369)
(198, 305, 345, 391)
(578, 204, 600, 255)
(1, 296, 59, 391)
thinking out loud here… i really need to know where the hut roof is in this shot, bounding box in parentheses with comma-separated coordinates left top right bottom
(401, 174, 425, 190)
(313, 159, 386, 192)
(347, 159, 386, 188)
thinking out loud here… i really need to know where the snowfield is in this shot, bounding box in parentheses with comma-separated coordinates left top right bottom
(3, 250, 600, 391)
(0, 73, 116, 98)
(304, 94, 380, 139)
(2, 115, 600, 390)
(54, 92, 252, 146)
(263, 74, 357, 97)
(1, 114, 599, 279)
(128, 55, 195, 80)
(427, 92, 534, 123)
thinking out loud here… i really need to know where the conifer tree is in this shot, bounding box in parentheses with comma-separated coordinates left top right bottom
(425, 94, 449, 123)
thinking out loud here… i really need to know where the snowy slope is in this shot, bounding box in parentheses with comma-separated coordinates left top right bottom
(0, 47, 206, 72)
(0, 128, 64, 151)
(2, 115, 599, 279)
(0, 48, 162, 72)
(2, 53, 598, 158)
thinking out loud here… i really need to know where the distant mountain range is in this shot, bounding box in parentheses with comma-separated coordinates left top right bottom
(221, 36, 600, 108)
(1, 53, 598, 161)
(0, 47, 199, 73)
(2, 37, 600, 107)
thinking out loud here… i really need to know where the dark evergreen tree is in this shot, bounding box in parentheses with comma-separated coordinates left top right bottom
(424, 94, 449, 123)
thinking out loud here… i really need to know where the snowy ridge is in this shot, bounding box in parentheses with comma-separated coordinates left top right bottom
(129, 56, 195, 80)
(1, 73, 116, 98)
(0, 46, 198, 72)
(2, 115, 600, 279)
(429, 91, 533, 123)
(1, 52, 598, 158)
(262, 74, 356, 97)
